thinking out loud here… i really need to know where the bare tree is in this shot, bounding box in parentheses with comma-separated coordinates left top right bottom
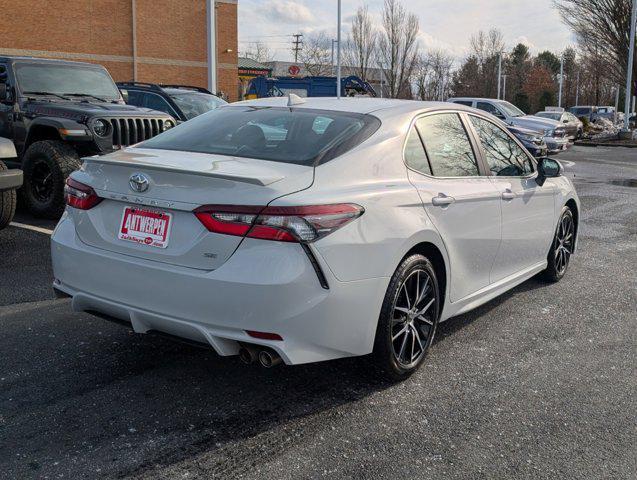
(377, 0, 420, 98)
(344, 5, 377, 82)
(299, 33, 332, 76)
(555, 0, 636, 94)
(469, 28, 505, 97)
(244, 41, 272, 64)
(415, 50, 455, 100)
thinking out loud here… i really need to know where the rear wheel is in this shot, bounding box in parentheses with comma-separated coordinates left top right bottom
(21, 140, 81, 219)
(0, 161, 17, 230)
(373, 254, 440, 381)
(542, 206, 575, 282)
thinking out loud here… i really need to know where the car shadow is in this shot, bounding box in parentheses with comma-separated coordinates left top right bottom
(2, 274, 552, 478)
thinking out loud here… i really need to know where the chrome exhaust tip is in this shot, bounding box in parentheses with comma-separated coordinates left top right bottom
(238, 345, 258, 365)
(258, 349, 282, 368)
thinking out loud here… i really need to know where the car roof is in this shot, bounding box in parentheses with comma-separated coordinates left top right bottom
(229, 97, 473, 117)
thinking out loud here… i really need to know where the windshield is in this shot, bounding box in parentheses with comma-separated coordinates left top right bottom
(536, 112, 562, 120)
(168, 91, 227, 120)
(139, 106, 380, 166)
(15, 63, 121, 100)
(498, 101, 525, 117)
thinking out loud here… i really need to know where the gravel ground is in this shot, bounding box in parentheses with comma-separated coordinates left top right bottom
(0, 146, 635, 479)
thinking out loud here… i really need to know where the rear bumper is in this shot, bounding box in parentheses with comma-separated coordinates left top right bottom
(51, 215, 388, 365)
(0, 169, 23, 191)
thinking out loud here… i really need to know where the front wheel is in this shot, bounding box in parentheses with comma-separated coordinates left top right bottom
(542, 206, 575, 282)
(21, 140, 81, 219)
(373, 254, 441, 381)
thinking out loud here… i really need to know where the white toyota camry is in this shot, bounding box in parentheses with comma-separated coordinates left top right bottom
(51, 97, 579, 379)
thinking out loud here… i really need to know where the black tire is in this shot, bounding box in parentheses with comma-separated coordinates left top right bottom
(21, 140, 81, 219)
(542, 206, 575, 283)
(0, 161, 17, 230)
(373, 254, 441, 381)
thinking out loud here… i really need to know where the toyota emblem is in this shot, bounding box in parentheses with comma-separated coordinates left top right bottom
(129, 173, 150, 193)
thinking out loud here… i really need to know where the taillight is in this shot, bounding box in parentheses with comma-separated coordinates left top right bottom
(64, 178, 102, 210)
(194, 203, 364, 243)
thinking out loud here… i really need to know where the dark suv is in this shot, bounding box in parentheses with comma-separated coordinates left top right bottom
(0, 56, 175, 218)
(117, 82, 227, 122)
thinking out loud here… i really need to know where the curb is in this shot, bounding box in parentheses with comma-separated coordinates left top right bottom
(574, 141, 637, 148)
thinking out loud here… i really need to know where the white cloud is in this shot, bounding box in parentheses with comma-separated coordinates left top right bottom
(257, 0, 316, 25)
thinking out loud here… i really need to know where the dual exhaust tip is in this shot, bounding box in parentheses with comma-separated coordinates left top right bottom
(239, 344, 282, 368)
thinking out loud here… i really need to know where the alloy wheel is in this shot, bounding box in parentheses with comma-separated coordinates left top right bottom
(31, 159, 54, 203)
(390, 268, 437, 368)
(553, 212, 574, 275)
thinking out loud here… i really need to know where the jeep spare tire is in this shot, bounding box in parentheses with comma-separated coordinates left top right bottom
(0, 161, 18, 230)
(21, 140, 81, 219)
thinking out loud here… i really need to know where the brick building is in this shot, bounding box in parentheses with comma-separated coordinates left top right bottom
(0, 0, 239, 101)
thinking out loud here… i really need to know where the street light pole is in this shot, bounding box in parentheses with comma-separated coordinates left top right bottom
(497, 52, 502, 100)
(558, 54, 564, 108)
(502, 75, 507, 101)
(336, 0, 342, 99)
(575, 70, 580, 106)
(623, 0, 636, 131)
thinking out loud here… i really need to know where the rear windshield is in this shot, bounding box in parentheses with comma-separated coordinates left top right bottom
(139, 106, 380, 165)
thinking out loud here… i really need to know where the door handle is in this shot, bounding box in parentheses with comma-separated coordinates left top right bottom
(501, 190, 516, 201)
(432, 194, 455, 207)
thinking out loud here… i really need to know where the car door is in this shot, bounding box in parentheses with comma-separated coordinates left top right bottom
(466, 114, 556, 281)
(405, 112, 502, 302)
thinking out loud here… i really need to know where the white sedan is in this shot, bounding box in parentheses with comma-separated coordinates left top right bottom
(51, 97, 579, 380)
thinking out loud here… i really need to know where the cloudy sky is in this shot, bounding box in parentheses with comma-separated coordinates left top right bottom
(238, 0, 576, 61)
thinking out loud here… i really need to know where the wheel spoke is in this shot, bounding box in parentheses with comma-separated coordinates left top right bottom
(402, 284, 411, 310)
(416, 314, 433, 326)
(415, 276, 430, 307)
(412, 324, 425, 351)
(392, 324, 409, 341)
(416, 298, 435, 316)
(398, 329, 409, 361)
(394, 306, 410, 315)
(410, 327, 416, 362)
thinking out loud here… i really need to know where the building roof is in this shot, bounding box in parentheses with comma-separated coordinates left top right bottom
(238, 57, 271, 71)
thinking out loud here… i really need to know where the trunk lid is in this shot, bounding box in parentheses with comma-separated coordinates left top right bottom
(71, 147, 313, 270)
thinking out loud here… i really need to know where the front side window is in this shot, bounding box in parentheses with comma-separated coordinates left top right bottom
(469, 115, 533, 176)
(140, 106, 380, 166)
(169, 91, 227, 120)
(142, 93, 176, 116)
(415, 113, 480, 177)
(403, 125, 431, 175)
(14, 63, 121, 100)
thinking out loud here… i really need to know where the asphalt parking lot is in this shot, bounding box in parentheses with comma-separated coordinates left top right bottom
(0, 146, 635, 479)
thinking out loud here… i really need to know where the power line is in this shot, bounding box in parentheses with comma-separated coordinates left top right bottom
(291, 33, 303, 63)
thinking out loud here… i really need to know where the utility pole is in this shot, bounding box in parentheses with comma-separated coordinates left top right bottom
(291, 33, 303, 63)
(623, 0, 636, 131)
(614, 85, 620, 123)
(497, 52, 502, 99)
(336, 0, 342, 98)
(378, 61, 384, 98)
(502, 75, 507, 101)
(558, 53, 564, 108)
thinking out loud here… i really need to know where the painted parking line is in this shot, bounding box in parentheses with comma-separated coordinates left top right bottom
(9, 222, 54, 235)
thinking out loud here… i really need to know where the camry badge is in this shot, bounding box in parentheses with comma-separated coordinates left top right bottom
(129, 173, 149, 193)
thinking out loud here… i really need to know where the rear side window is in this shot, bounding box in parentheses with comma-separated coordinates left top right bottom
(469, 115, 533, 176)
(415, 113, 480, 177)
(452, 100, 472, 106)
(140, 106, 380, 166)
(476, 102, 500, 115)
(403, 126, 431, 175)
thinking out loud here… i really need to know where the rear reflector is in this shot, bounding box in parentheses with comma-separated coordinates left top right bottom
(65, 178, 102, 210)
(246, 330, 283, 341)
(194, 203, 364, 243)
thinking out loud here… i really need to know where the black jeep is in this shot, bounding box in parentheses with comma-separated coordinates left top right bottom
(0, 56, 175, 218)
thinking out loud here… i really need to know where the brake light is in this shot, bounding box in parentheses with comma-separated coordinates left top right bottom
(194, 203, 364, 243)
(64, 178, 102, 210)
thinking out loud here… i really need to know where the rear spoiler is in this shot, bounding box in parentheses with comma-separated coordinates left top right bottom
(82, 154, 285, 187)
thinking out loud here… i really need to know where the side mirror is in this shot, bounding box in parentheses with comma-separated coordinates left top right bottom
(120, 89, 129, 103)
(536, 157, 561, 186)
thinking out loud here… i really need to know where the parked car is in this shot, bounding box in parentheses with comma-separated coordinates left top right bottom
(534, 110, 583, 139)
(0, 138, 22, 229)
(568, 106, 598, 122)
(447, 97, 570, 153)
(51, 97, 580, 380)
(595, 106, 624, 123)
(117, 82, 227, 122)
(0, 56, 175, 218)
(506, 125, 548, 157)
